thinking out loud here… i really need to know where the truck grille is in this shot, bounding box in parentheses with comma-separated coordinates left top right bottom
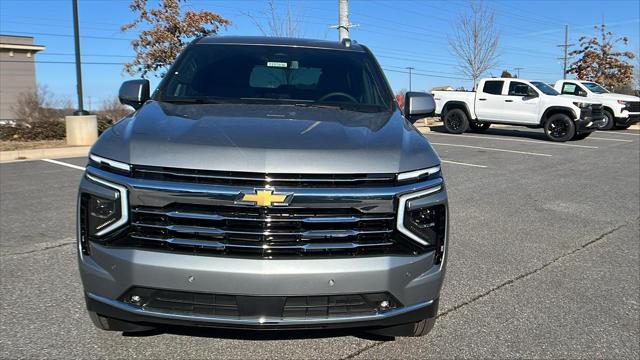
(121, 204, 419, 257)
(626, 101, 640, 113)
(120, 287, 400, 319)
(132, 165, 399, 188)
(590, 104, 603, 120)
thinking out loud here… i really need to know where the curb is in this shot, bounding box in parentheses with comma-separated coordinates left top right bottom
(0, 146, 90, 163)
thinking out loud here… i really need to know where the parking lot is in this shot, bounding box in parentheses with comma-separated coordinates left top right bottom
(1, 126, 638, 359)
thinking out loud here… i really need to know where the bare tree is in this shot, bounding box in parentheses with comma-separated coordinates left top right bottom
(121, 0, 230, 77)
(99, 97, 133, 123)
(244, 0, 303, 38)
(10, 85, 58, 123)
(448, 1, 500, 88)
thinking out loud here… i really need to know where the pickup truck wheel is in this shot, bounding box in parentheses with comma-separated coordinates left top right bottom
(443, 109, 469, 134)
(366, 318, 436, 337)
(598, 110, 615, 130)
(544, 114, 575, 142)
(468, 122, 490, 132)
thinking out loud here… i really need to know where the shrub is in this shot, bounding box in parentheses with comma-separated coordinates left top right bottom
(0, 120, 66, 141)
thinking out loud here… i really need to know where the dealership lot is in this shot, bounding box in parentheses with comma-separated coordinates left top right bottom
(1, 127, 638, 359)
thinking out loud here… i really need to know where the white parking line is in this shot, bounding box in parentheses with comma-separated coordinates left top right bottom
(596, 131, 640, 136)
(427, 132, 598, 149)
(441, 159, 488, 168)
(587, 137, 634, 142)
(41, 158, 86, 171)
(431, 143, 553, 157)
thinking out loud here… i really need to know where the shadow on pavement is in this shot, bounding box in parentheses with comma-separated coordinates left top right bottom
(121, 325, 395, 341)
(428, 124, 553, 141)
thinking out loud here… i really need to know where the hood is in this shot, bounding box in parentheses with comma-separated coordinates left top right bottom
(557, 94, 602, 104)
(92, 101, 440, 174)
(587, 93, 640, 102)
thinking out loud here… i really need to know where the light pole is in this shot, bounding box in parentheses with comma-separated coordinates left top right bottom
(72, 0, 88, 115)
(406, 67, 414, 91)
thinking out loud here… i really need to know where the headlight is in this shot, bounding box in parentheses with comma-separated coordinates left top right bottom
(397, 165, 441, 182)
(89, 154, 131, 173)
(397, 185, 447, 262)
(79, 174, 128, 254)
(617, 100, 627, 105)
(573, 102, 591, 109)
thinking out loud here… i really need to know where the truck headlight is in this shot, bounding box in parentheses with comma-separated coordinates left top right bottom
(397, 165, 441, 182)
(82, 174, 128, 239)
(397, 185, 446, 251)
(573, 102, 591, 109)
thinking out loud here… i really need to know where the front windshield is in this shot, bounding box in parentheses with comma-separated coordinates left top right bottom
(582, 82, 609, 94)
(531, 81, 559, 95)
(158, 44, 392, 112)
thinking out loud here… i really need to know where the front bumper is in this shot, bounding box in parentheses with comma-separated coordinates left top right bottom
(616, 113, 640, 126)
(81, 243, 445, 329)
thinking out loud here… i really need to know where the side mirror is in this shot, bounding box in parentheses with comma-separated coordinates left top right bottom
(404, 92, 435, 123)
(526, 88, 539, 98)
(577, 90, 587, 97)
(119, 79, 150, 110)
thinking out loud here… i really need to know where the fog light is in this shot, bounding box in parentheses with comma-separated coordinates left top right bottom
(130, 295, 142, 305)
(379, 300, 390, 310)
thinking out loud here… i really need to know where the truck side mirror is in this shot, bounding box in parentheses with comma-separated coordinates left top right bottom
(577, 90, 587, 97)
(526, 88, 539, 98)
(404, 92, 435, 123)
(119, 79, 150, 110)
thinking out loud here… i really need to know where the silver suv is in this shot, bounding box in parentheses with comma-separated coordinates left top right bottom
(77, 36, 448, 337)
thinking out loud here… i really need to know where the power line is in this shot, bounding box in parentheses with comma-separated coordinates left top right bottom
(557, 25, 575, 80)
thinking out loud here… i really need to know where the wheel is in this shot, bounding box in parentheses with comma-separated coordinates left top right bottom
(598, 110, 615, 130)
(88, 311, 155, 333)
(468, 122, 491, 132)
(366, 318, 436, 337)
(572, 132, 592, 140)
(544, 114, 575, 142)
(443, 108, 469, 134)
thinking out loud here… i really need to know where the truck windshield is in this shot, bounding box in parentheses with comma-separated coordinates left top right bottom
(157, 44, 392, 112)
(582, 82, 609, 94)
(530, 81, 559, 96)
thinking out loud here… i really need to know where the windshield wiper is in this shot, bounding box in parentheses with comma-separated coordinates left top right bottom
(293, 103, 345, 110)
(160, 98, 221, 104)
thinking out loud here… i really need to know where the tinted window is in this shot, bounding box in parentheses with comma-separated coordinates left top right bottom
(508, 81, 533, 96)
(482, 81, 504, 95)
(531, 81, 558, 95)
(582, 82, 609, 94)
(159, 44, 391, 112)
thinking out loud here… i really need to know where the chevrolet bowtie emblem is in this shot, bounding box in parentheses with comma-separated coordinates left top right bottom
(237, 189, 291, 207)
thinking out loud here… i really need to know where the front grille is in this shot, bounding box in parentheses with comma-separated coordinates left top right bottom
(627, 101, 640, 113)
(132, 165, 399, 188)
(120, 287, 400, 319)
(590, 104, 603, 119)
(118, 203, 420, 257)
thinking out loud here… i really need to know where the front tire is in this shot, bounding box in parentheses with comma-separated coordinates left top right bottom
(544, 114, 575, 142)
(469, 122, 491, 132)
(598, 110, 615, 130)
(443, 108, 469, 134)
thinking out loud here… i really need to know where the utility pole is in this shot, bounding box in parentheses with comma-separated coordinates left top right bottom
(338, 0, 350, 41)
(557, 25, 574, 80)
(406, 67, 414, 91)
(514, 67, 524, 78)
(72, 0, 88, 115)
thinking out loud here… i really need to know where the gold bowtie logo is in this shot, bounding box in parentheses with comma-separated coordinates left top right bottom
(237, 189, 291, 207)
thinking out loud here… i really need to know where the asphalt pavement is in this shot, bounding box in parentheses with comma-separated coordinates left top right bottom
(1, 127, 638, 359)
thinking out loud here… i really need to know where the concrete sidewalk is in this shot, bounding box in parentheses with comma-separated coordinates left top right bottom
(0, 146, 90, 163)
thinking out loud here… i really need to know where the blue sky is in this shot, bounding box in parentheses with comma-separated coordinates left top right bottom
(1, 0, 639, 110)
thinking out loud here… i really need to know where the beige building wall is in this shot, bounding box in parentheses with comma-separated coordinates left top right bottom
(0, 35, 46, 121)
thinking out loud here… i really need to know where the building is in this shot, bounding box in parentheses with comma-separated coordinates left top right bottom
(0, 35, 46, 122)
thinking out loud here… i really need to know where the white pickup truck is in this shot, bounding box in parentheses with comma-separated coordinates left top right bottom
(432, 78, 604, 141)
(553, 80, 640, 130)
